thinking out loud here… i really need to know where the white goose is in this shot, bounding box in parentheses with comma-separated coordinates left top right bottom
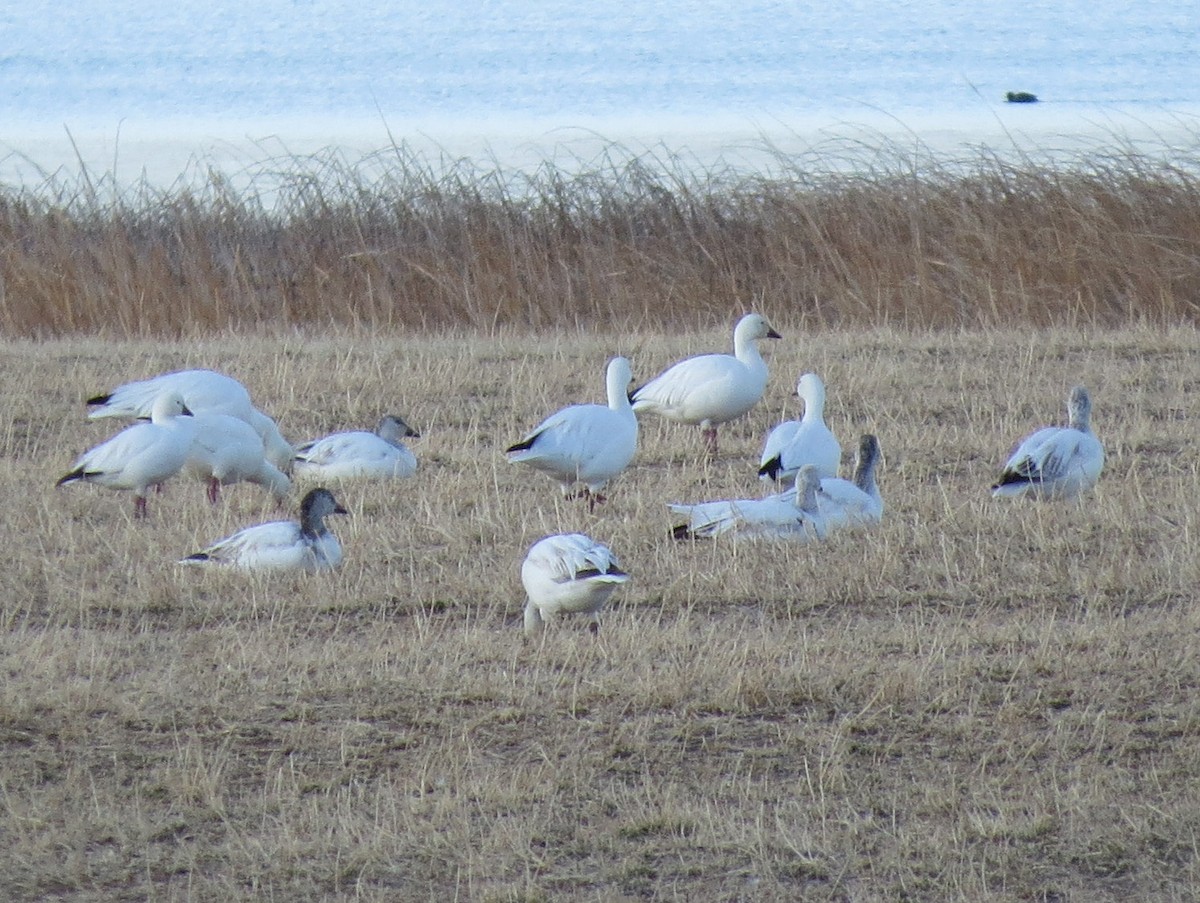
(815, 433, 884, 531)
(506, 357, 638, 508)
(179, 487, 348, 572)
(669, 464, 827, 541)
(57, 391, 196, 518)
(629, 313, 781, 457)
(184, 412, 292, 503)
(758, 372, 842, 483)
(992, 386, 1104, 500)
(521, 533, 630, 635)
(86, 368, 295, 473)
(294, 415, 420, 480)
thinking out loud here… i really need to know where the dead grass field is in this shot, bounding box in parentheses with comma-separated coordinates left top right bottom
(0, 324, 1198, 900)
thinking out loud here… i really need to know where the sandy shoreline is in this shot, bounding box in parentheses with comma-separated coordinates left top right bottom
(2, 105, 1198, 194)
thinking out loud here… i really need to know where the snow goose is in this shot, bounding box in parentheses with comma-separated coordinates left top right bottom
(992, 386, 1104, 500)
(506, 357, 638, 509)
(185, 412, 292, 503)
(670, 464, 827, 541)
(86, 368, 295, 473)
(815, 433, 884, 531)
(56, 391, 196, 518)
(758, 372, 842, 482)
(294, 415, 420, 480)
(629, 313, 781, 457)
(521, 533, 630, 636)
(179, 487, 348, 572)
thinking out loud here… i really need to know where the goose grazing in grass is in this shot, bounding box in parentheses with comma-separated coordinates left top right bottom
(57, 391, 195, 519)
(179, 487, 348, 572)
(815, 433, 884, 531)
(629, 313, 781, 458)
(758, 372, 842, 483)
(86, 368, 295, 473)
(184, 412, 292, 504)
(992, 386, 1104, 500)
(506, 357, 638, 509)
(670, 464, 826, 541)
(294, 415, 420, 480)
(521, 533, 630, 636)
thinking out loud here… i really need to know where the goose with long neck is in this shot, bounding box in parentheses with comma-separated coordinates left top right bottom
(629, 313, 781, 458)
(759, 372, 842, 483)
(506, 356, 638, 510)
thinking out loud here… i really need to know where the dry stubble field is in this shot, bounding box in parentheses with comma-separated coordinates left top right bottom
(1, 324, 1199, 901)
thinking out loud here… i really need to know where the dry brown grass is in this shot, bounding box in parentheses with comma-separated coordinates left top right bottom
(3, 135, 1200, 337)
(0, 324, 1198, 900)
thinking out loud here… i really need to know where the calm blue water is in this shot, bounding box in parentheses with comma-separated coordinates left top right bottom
(2, 0, 1197, 185)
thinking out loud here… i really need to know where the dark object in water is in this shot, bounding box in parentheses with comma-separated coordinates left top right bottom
(1006, 91, 1039, 103)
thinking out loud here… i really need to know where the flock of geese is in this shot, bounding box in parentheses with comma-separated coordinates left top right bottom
(54, 313, 1106, 636)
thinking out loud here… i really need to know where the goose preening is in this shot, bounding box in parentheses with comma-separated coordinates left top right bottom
(521, 533, 630, 635)
(629, 313, 781, 458)
(669, 464, 827, 541)
(184, 413, 292, 504)
(758, 372, 842, 483)
(179, 487, 348, 572)
(86, 368, 295, 473)
(57, 391, 196, 518)
(992, 386, 1104, 500)
(294, 415, 420, 480)
(506, 357, 638, 509)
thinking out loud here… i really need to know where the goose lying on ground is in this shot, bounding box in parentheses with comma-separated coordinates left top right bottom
(758, 372, 842, 483)
(57, 391, 195, 519)
(506, 357, 638, 509)
(179, 487, 347, 572)
(992, 386, 1104, 500)
(294, 415, 420, 480)
(773, 433, 883, 531)
(630, 313, 781, 458)
(521, 533, 630, 635)
(670, 464, 826, 541)
(184, 413, 292, 503)
(86, 368, 295, 472)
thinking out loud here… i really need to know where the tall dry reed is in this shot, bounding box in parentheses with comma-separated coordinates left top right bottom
(3, 133, 1200, 337)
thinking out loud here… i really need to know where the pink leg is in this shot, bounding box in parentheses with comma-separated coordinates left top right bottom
(702, 426, 719, 458)
(207, 477, 221, 505)
(586, 490, 608, 513)
(134, 495, 148, 519)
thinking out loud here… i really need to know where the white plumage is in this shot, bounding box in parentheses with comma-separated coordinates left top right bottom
(814, 433, 884, 531)
(179, 487, 348, 572)
(669, 464, 827, 541)
(521, 533, 630, 635)
(184, 412, 292, 503)
(506, 357, 638, 507)
(294, 415, 420, 480)
(992, 386, 1104, 500)
(86, 368, 295, 473)
(57, 391, 197, 518)
(758, 372, 842, 483)
(630, 313, 781, 457)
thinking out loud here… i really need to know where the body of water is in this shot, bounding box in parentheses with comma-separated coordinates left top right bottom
(2, 0, 1197, 186)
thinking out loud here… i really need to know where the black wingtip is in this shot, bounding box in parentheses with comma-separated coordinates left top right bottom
(182, 553, 210, 563)
(505, 435, 537, 454)
(670, 524, 694, 541)
(85, 393, 112, 407)
(56, 469, 83, 486)
(993, 470, 1034, 489)
(758, 456, 782, 481)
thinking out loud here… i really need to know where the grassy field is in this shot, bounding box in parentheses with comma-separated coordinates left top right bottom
(1, 323, 1198, 900)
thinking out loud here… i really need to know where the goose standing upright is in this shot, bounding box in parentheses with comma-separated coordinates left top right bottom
(179, 487, 348, 572)
(521, 533, 630, 636)
(57, 390, 196, 518)
(669, 464, 827, 541)
(629, 313, 781, 458)
(992, 386, 1104, 500)
(758, 372, 842, 482)
(294, 415, 421, 480)
(506, 357, 638, 509)
(86, 368, 295, 473)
